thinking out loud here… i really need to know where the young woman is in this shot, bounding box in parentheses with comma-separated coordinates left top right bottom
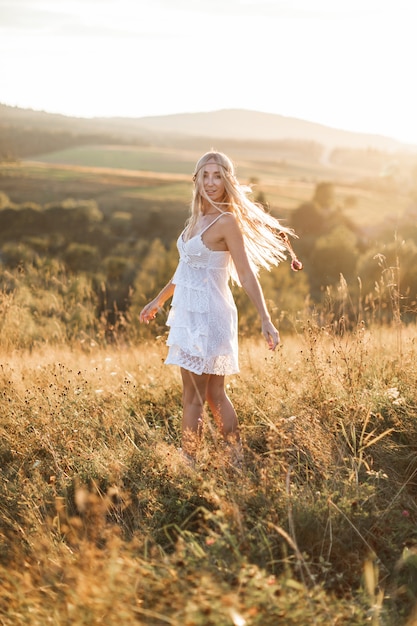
(140, 151, 301, 464)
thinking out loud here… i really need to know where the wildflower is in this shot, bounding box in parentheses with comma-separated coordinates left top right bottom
(386, 387, 405, 405)
(387, 387, 400, 400)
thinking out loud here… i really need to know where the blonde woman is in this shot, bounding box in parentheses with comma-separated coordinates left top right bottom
(140, 151, 301, 465)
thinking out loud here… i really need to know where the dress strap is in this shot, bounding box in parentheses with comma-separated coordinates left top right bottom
(200, 212, 232, 235)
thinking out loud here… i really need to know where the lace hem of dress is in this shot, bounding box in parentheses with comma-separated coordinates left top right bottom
(165, 346, 239, 376)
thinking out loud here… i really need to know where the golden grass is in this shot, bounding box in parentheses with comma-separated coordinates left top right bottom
(1, 324, 417, 624)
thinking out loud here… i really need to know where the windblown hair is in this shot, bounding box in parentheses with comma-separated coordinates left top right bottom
(186, 151, 297, 284)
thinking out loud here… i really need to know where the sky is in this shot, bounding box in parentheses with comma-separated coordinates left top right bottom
(1, 0, 416, 144)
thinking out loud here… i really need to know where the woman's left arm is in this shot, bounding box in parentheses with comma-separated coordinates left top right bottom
(223, 216, 280, 351)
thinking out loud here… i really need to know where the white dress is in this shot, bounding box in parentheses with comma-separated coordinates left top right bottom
(165, 214, 239, 376)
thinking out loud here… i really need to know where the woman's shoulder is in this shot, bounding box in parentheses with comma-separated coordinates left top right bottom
(216, 212, 244, 243)
(218, 212, 240, 233)
(217, 212, 237, 227)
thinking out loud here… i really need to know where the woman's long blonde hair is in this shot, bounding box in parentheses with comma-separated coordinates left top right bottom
(186, 151, 298, 283)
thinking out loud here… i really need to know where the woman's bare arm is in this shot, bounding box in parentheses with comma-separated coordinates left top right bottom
(139, 279, 175, 324)
(223, 215, 280, 350)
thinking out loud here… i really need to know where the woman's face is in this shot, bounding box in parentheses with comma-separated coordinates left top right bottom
(202, 161, 225, 204)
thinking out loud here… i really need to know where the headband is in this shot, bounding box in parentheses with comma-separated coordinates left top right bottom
(192, 162, 229, 182)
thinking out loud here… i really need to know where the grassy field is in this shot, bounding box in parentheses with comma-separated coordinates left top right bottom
(2, 322, 417, 624)
(28, 145, 202, 175)
(1, 143, 411, 228)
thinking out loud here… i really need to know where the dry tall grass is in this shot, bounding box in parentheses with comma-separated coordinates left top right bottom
(2, 324, 417, 624)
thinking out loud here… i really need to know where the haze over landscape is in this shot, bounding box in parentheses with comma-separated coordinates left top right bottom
(0, 0, 416, 145)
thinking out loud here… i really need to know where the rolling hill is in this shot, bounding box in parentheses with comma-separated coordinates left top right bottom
(121, 108, 412, 152)
(1, 103, 415, 158)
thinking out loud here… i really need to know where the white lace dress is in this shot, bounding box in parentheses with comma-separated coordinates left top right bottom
(165, 214, 239, 376)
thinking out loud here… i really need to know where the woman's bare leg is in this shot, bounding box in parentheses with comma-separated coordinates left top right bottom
(206, 375, 240, 443)
(180, 368, 209, 458)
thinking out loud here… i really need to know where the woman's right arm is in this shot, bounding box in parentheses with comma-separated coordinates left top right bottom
(139, 279, 175, 324)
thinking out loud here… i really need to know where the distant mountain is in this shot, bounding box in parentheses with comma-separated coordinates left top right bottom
(1, 103, 415, 157)
(125, 109, 413, 153)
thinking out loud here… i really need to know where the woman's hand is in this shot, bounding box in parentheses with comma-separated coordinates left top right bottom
(139, 280, 175, 324)
(262, 319, 280, 351)
(139, 300, 160, 324)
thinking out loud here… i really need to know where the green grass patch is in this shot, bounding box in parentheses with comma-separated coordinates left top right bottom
(29, 145, 201, 175)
